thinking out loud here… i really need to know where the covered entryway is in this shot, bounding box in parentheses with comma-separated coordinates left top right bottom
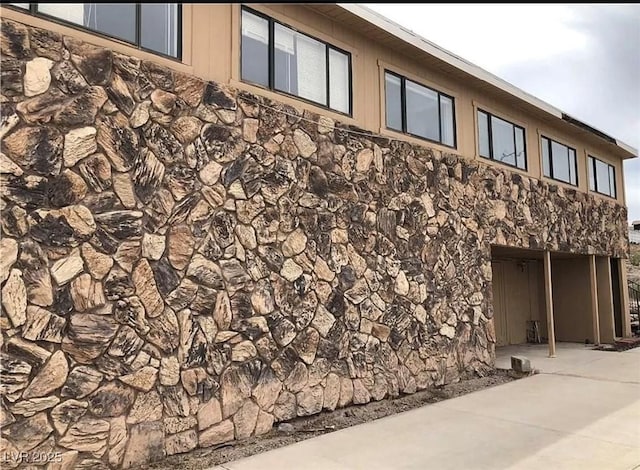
(490, 246, 630, 357)
(491, 247, 545, 347)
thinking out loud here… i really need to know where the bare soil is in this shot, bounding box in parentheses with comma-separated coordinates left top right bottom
(139, 369, 521, 470)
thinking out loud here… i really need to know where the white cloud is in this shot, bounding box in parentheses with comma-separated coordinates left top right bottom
(363, 4, 589, 71)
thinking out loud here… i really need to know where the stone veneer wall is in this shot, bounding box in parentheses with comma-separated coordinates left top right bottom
(0, 18, 629, 469)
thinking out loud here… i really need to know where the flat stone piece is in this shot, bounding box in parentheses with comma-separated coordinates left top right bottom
(127, 390, 163, 424)
(0, 238, 19, 284)
(2, 126, 62, 176)
(62, 313, 118, 363)
(50, 399, 88, 435)
(87, 381, 135, 418)
(165, 429, 198, 456)
(28, 205, 96, 247)
(133, 258, 164, 317)
(118, 366, 158, 392)
(70, 273, 106, 311)
(511, 355, 532, 373)
(51, 250, 84, 285)
(22, 350, 68, 399)
(121, 421, 165, 468)
(81, 243, 113, 279)
(63, 126, 97, 167)
(97, 113, 138, 172)
(10, 396, 59, 418)
(2, 269, 26, 327)
(78, 153, 112, 192)
(199, 419, 234, 448)
(2, 412, 53, 452)
(24, 56, 53, 97)
(168, 225, 194, 271)
(22, 305, 66, 343)
(61, 366, 104, 399)
(58, 417, 110, 458)
(66, 37, 113, 85)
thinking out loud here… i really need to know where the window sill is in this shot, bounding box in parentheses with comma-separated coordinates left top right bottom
(230, 79, 358, 125)
(589, 190, 618, 201)
(379, 127, 458, 154)
(541, 175, 579, 191)
(478, 154, 528, 173)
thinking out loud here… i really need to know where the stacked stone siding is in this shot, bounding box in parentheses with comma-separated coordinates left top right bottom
(0, 19, 629, 469)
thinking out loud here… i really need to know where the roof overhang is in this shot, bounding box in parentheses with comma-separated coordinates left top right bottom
(324, 3, 638, 160)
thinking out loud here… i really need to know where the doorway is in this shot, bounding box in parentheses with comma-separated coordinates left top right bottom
(491, 252, 544, 347)
(610, 258, 623, 338)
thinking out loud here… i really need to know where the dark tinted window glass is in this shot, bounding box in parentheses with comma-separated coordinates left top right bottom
(491, 115, 516, 166)
(36, 3, 179, 57)
(141, 4, 179, 57)
(406, 79, 439, 141)
(385, 73, 402, 131)
(274, 23, 327, 106)
(515, 127, 526, 169)
(568, 148, 577, 185)
(609, 166, 616, 198)
(39, 3, 136, 43)
(241, 10, 269, 87)
(329, 49, 349, 114)
(551, 140, 570, 183)
(588, 156, 596, 191)
(478, 111, 490, 158)
(542, 137, 551, 177)
(478, 110, 525, 169)
(440, 95, 454, 147)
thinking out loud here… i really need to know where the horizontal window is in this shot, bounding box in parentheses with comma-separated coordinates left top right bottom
(241, 7, 351, 115)
(7, 3, 180, 58)
(588, 155, 616, 198)
(541, 136, 577, 186)
(477, 110, 526, 170)
(384, 71, 455, 147)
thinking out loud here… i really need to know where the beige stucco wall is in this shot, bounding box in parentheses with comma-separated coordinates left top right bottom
(0, 4, 628, 206)
(552, 258, 595, 343)
(491, 260, 545, 346)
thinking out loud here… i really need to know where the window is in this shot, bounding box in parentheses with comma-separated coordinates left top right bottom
(384, 71, 455, 147)
(241, 7, 351, 115)
(541, 136, 577, 186)
(477, 110, 526, 170)
(588, 155, 616, 198)
(6, 4, 180, 58)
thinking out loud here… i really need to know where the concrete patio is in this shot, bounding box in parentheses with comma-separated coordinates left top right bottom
(211, 343, 640, 470)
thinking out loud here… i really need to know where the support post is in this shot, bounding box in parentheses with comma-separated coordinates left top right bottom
(543, 250, 556, 357)
(589, 255, 600, 345)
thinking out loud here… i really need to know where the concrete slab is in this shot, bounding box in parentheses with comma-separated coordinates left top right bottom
(495, 342, 640, 383)
(215, 343, 640, 470)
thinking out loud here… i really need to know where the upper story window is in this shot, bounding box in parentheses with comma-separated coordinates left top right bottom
(541, 136, 577, 186)
(7, 3, 180, 59)
(477, 110, 526, 170)
(241, 7, 351, 115)
(384, 71, 455, 148)
(588, 155, 616, 198)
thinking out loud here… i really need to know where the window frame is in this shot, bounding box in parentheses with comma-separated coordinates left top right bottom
(588, 155, 617, 198)
(540, 135, 578, 187)
(5, 3, 182, 61)
(383, 69, 457, 149)
(240, 6, 353, 117)
(476, 108, 527, 170)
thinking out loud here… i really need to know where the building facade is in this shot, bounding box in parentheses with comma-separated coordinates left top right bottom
(0, 3, 635, 468)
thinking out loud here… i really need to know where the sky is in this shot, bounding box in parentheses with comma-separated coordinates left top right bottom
(364, 4, 640, 223)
